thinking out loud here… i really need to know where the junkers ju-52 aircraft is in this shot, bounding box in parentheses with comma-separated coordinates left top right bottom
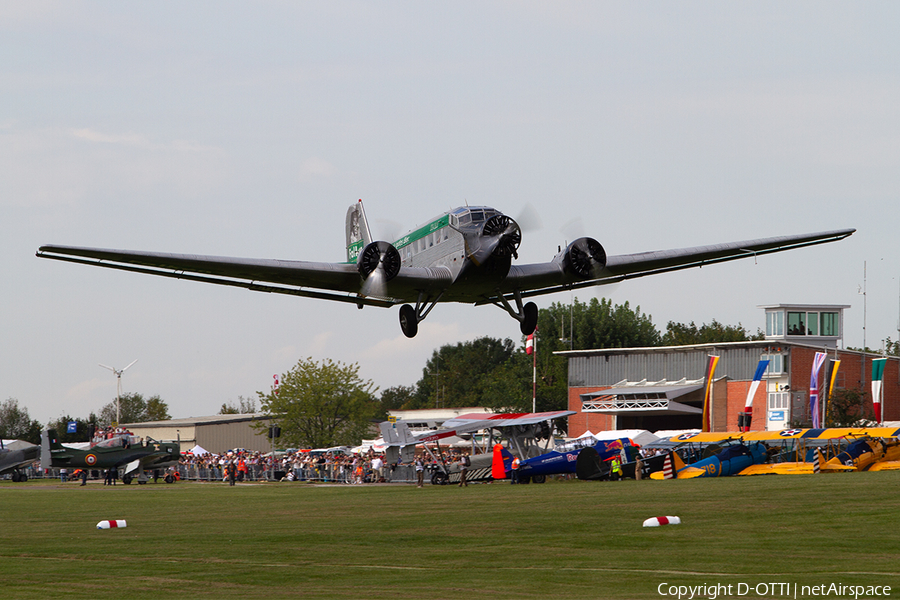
(37, 200, 855, 338)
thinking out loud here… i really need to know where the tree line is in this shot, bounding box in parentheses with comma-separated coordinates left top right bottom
(2, 297, 764, 449)
(380, 297, 763, 416)
(0, 393, 171, 445)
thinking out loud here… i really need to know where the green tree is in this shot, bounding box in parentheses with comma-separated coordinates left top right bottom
(541, 298, 660, 351)
(98, 392, 171, 425)
(484, 298, 660, 413)
(412, 337, 517, 409)
(827, 388, 875, 427)
(0, 398, 42, 444)
(378, 385, 416, 417)
(45, 413, 100, 444)
(257, 358, 378, 448)
(662, 319, 763, 345)
(219, 396, 257, 415)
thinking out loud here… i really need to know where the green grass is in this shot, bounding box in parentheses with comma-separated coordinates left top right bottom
(2, 474, 899, 599)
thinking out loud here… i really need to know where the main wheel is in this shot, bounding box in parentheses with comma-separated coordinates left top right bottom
(431, 471, 448, 485)
(531, 474, 546, 484)
(520, 301, 538, 335)
(122, 474, 133, 485)
(399, 304, 419, 338)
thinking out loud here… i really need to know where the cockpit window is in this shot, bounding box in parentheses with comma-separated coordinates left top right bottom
(451, 207, 497, 228)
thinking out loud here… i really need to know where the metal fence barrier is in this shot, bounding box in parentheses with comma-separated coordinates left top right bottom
(6, 463, 424, 484)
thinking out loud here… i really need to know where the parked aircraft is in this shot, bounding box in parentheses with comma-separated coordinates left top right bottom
(494, 436, 637, 483)
(740, 436, 900, 475)
(380, 410, 574, 484)
(650, 441, 769, 479)
(651, 427, 900, 477)
(0, 439, 40, 482)
(36, 200, 855, 338)
(41, 429, 180, 484)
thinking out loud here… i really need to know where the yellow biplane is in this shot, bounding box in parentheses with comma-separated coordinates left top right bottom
(655, 428, 900, 477)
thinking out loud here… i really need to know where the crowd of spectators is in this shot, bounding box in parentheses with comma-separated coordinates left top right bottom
(176, 447, 475, 484)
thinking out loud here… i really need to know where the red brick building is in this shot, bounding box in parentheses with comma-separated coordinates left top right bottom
(560, 305, 899, 435)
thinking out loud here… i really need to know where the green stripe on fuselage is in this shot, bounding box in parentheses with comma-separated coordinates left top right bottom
(392, 214, 451, 250)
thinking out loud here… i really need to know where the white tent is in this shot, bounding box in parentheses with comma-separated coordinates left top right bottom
(187, 444, 209, 456)
(591, 429, 660, 447)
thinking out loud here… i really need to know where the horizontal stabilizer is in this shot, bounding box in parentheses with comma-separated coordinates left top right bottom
(673, 466, 707, 479)
(379, 421, 416, 447)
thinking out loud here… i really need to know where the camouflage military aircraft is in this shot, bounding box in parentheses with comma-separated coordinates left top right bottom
(41, 429, 180, 484)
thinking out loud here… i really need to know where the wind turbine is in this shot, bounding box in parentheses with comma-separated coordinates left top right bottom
(99, 359, 137, 426)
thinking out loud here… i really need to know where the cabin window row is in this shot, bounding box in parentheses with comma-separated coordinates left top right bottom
(405, 228, 450, 259)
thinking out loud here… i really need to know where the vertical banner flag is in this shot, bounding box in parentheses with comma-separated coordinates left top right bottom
(872, 358, 887, 423)
(741, 359, 770, 431)
(822, 359, 841, 425)
(525, 333, 535, 355)
(809, 352, 827, 428)
(273, 374, 280, 395)
(701, 355, 720, 432)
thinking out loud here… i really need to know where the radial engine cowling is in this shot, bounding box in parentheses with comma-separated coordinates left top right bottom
(357, 241, 402, 281)
(563, 237, 606, 278)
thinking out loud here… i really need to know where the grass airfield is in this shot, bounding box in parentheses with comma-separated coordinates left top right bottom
(2, 473, 899, 600)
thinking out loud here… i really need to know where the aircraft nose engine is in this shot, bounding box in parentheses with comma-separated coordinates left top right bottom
(358, 241, 401, 298)
(481, 214, 522, 260)
(563, 237, 606, 278)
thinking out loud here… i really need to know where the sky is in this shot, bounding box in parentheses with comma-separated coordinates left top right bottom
(3, 2, 900, 425)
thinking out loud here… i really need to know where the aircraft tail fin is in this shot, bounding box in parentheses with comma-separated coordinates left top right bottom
(346, 199, 374, 263)
(671, 451, 687, 475)
(41, 429, 63, 469)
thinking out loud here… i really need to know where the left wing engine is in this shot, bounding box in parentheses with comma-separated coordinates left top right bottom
(357, 241, 401, 298)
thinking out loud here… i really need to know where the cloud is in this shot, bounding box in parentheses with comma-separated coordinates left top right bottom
(298, 157, 339, 181)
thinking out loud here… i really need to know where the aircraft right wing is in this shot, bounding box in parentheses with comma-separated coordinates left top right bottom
(500, 228, 855, 300)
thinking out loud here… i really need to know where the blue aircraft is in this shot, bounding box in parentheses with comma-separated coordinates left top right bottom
(492, 437, 636, 483)
(650, 441, 769, 479)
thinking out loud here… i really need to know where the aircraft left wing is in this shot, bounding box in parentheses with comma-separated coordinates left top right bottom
(35, 245, 445, 308)
(499, 228, 855, 300)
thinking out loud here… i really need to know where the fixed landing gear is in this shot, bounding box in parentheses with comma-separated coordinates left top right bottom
(398, 292, 444, 338)
(399, 305, 418, 338)
(397, 291, 537, 338)
(492, 291, 538, 336)
(520, 301, 538, 335)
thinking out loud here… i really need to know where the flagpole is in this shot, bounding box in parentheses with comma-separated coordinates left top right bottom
(532, 330, 537, 413)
